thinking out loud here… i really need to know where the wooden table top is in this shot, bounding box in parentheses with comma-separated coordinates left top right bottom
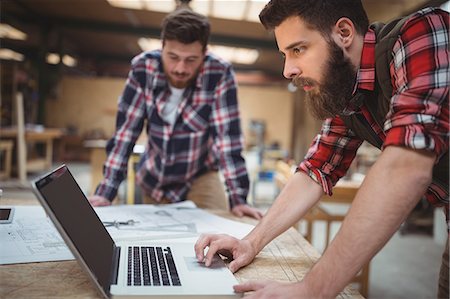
(0, 198, 363, 299)
(1, 127, 64, 140)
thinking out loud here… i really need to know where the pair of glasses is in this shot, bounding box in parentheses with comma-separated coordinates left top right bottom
(102, 219, 139, 228)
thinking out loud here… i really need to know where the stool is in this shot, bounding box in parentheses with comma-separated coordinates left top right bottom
(302, 205, 370, 297)
(0, 140, 14, 179)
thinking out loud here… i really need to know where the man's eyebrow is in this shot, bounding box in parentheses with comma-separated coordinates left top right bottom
(167, 51, 179, 57)
(185, 55, 201, 59)
(279, 40, 308, 56)
(167, 51, 200, 60)
(284, 40, 308, 51)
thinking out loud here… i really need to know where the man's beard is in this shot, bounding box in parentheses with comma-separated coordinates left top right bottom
(167, 72, 192, 89)
(293, 41, 357, 120)
(165, 67, 201, 89)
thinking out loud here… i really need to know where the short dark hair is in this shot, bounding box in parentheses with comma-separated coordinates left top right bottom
(259, 0, 369, 37)
(161, 8, 210, 51)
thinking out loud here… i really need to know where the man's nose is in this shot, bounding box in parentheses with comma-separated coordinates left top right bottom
(283, 59, 301, 79)
(174, 60, 187, 73)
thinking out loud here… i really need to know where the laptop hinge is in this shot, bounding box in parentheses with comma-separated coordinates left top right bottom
(110, 245, 121, 286)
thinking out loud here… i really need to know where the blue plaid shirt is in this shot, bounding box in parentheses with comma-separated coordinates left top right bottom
(95, 50, 249, 208)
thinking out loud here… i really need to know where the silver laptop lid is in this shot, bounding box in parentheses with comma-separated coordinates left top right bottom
(33, 165, 117, 298)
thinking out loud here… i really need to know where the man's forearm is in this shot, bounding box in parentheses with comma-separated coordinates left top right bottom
(245, 171, 324, 252)
(302, 146, 435, 298)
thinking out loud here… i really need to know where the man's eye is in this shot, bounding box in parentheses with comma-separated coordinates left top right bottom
(293, 47, 305, 55)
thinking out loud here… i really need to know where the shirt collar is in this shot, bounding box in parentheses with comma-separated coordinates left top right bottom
(342, 29, 376, 115)
(354, 28, 376, 93)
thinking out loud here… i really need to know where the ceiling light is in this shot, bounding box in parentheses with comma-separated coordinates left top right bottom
(107, 0, 175, 12)
(106, 0, 267, 23)
(62, 55, 77, 67)
(138, 37, 162, 51)
(142, 0, 175, 13)
(212, 1, 247, 21)
(46, 53, 77, 67)
(137, 38, 259, 65)
(0, 48, 24, 61)
(46, 53, 60, 64)
(190, 0, 210, 16)
(209, 45, 259, 64)
(106, 0, 144, 10)
(247, 0, 267, 22)
(0, 24, 27, 40)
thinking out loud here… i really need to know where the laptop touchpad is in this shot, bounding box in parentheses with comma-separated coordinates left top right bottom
(184, 256, 226, 271)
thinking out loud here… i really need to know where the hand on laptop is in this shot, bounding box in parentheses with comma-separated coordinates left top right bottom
(194, 233, 257, 273)
(88, 195, 111, 207)
(231, 204, 264, 220)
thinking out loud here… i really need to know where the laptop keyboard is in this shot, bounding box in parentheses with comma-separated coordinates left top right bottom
(127, 246, 182, 286)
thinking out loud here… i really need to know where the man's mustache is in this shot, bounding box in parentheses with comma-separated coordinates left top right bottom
(173, 71, 188, 77)
(292, 76, 317, 88)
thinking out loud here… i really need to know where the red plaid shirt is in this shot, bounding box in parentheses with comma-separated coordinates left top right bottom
(298, 8, 449, 208)
(95, 50, 249, 207)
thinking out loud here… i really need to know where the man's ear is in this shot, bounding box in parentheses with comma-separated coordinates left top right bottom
(332, 17, 356, 49)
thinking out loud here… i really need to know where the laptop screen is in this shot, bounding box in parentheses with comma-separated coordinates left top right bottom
(34, 165, 115, 295)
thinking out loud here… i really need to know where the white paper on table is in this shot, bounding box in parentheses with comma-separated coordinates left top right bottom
(94, 201, 255, 243)
(0, 206, 74, 265)
(0, 202, 255, 264)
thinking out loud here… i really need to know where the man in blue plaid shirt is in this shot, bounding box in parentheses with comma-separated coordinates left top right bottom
(88, 8, 263, 220)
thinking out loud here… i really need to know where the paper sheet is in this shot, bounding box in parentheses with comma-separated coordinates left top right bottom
(94, 201, 254, 243)
(0, 202, 254, 265)
(0, 206, 74, 265)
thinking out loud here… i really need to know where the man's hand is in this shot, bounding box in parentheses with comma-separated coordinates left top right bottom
(194, 234, 257, 273)
(231, 204, 264, 220)
(233, 280, 310, 298)
(88, 195, 111, 207)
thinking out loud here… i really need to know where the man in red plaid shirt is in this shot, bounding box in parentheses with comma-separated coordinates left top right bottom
(196, 0, 449, 297)
(89, 9, 263, 220)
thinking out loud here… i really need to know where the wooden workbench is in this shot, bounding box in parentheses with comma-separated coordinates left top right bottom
(0, 198, 363, 299)
(1, 127, 63, 181)
(84, 139, 145, 203)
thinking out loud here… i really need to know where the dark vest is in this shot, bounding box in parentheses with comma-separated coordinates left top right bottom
(341, 13, 449, 199)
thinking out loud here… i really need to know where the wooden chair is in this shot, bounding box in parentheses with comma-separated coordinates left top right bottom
(275, 160, 370, 297)
(0, 140, 14, 179)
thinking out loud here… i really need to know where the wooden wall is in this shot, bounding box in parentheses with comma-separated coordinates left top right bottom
(46, 76, 122, 139)
(238, 84, 294, 151)
(45, 76, 295, 153)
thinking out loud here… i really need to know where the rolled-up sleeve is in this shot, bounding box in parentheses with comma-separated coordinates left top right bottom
(298, 116, 363, 195)
(383, 9, 449, 160)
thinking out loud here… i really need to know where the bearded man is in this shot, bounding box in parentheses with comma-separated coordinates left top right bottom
(195, 1, 449, 298)
(88, 8, 262, 220)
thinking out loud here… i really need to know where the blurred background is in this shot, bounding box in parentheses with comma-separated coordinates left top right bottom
(1, 1, 448, 298)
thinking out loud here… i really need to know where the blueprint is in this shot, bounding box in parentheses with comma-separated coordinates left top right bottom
(0, 206, 74, 265)
(0, 202, 254, 265)
(94, 201, 254, 242)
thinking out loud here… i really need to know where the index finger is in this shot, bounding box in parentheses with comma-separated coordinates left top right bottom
(249, 209, 264, 220)
(194, 233, 214, 262)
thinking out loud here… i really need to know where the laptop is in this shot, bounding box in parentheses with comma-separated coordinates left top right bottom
(32, 165, 241, 298)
